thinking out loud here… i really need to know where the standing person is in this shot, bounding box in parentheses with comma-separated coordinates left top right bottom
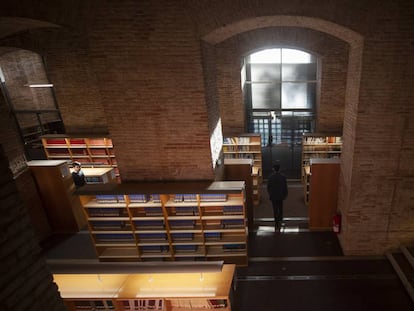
(72, 161, 86, 188)
(267, 162, 288, 230)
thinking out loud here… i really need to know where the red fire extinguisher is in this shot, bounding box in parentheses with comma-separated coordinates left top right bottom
(333, 213, 341, 234)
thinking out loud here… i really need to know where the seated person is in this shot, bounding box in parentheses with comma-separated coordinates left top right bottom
(72, 161, 86, 188)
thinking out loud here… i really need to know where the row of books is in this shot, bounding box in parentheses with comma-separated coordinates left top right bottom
(94, 233, 245, 245)
(90, 219, 244, 231)
(222, 206, 243, 215)
(223, 136, 252, 145)
(303, 136, 342, 144)
(223, 145, 256, 152)
(169, 298, 227, 309)
(95, 194, 161, 204)
(223, 153, 257, 159)
(73, 299, 115, 310)
(200, 194, 227, 202)
(94, 194, 233, 204)
(88, 208, 126, 217)
(121, 299, 164, 311)
(174, 194, 197, 202)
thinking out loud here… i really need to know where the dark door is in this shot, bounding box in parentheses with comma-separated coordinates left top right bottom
(253, 111, 312, 180)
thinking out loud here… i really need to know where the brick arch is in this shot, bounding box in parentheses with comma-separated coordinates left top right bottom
(0, 17, 60, 39)
(202, 15, 362, 46)
(202, 15, 364, 243)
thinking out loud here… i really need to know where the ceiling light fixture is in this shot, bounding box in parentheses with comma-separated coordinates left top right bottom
(25, 83, 54, 88)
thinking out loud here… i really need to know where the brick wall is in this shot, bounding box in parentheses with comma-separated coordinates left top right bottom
(0, 0, 412, 256)
(0, 145, 65, 311)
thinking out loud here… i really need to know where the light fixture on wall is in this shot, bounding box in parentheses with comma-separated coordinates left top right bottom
(24, 83, 54, 88)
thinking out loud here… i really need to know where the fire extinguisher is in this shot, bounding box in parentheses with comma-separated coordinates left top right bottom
(332, 213, 341, 234)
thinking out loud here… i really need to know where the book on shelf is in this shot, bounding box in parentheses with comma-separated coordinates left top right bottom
(96, 195, 119, 203)
(150, 194, 161, 203)
(129, 194, 149, 203)
(204, 232, 221, 241)
(116, 195, 126, 203)
(174, 206, 199, 216)
(174, 194, 197, 202)
(134, 220, 165, 229)
(85, 176, 104, 183)
(144, 207, 164, 216)
(222, 244, 246, 252)
(174, 245, 197, 252)
(88, 208, 125, 217)
(223, 206, 243, 215)
(122, 299, 164, 311)
(222, 219, 244, 229)
(169, 220, 196, 229)
(137, 233, 167, 241)
(171, 233, 194, 241)
(208, 299, 228, 308)
(73, 299, 115, 310)
(200, 194, 227, 202)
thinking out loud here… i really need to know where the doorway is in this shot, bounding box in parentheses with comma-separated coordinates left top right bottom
(251, 110, 314, 180)
(242, 48, 317, 179)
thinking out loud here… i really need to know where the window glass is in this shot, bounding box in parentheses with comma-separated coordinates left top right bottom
(282, 49, 314, 64)
(282, 63, 317, 81)
(251, 83, 281, 109)
(250, 49, 281, 63)
(281, 82, 315, 110)
(250, 64, 281, 82)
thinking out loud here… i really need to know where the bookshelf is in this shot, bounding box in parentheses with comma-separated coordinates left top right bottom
(77, 181, 248, 266)
(308, 158, 340, 230)
(54, 264, 235, 311)
(41, 134, 120, 182)
(301, 133, 342, 204)
(27, 160, 86, 233)
(223, 134, 262, 205)
(223, 158, 254, 231)
(70, 167, 117, 184)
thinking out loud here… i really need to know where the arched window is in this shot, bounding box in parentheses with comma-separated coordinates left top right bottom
(242, 48, 317, 178)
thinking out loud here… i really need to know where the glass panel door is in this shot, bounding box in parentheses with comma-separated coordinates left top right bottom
(252, 111, 314, 180)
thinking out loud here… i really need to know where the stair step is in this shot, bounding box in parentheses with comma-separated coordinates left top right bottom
(386, 249, 414, 302)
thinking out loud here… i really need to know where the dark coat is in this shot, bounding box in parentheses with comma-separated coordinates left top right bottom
(267, 172, 288, 201)
(72, 171, 86, 188)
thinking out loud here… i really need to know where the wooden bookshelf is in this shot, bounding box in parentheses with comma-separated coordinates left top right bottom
(301, 133, 342, 204)
(27, 160, 86, 233)
(223, 158, 254, 231)
(41, 134, 120, 182)
(70, 167, 117, 184)
(308, 158, 340, 230)
(54, 264, 235, 311)
(223, 134, 262, 205)
(77, 181, 248, 266)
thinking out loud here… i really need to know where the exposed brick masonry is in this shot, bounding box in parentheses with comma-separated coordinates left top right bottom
(0, 146, 65, 311)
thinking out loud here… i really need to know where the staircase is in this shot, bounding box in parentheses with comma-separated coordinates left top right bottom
(386, 246, 414, 302)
